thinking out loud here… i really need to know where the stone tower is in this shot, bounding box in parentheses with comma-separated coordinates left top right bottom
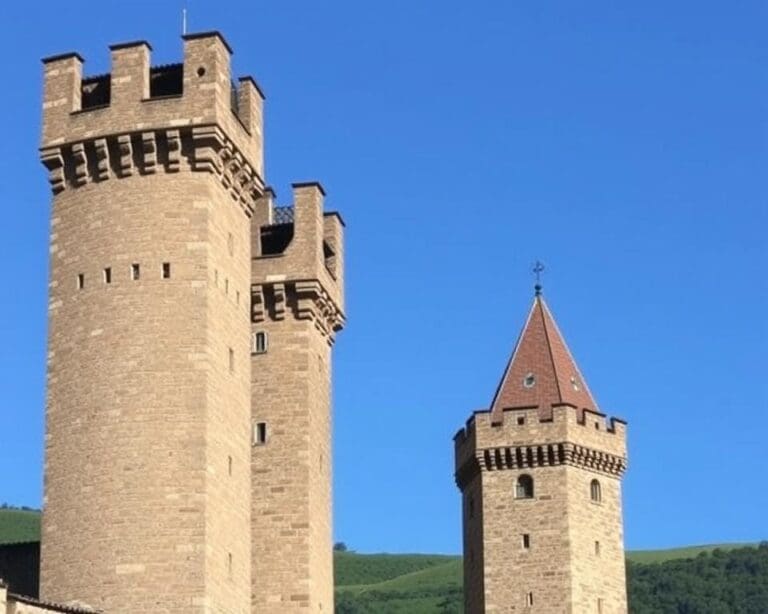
(249, 183, 345, 612)
(37, 32, 325, 613)
(454, 290, 628, 613)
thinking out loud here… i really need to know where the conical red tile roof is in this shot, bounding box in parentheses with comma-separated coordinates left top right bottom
(490, 294, 598, 422)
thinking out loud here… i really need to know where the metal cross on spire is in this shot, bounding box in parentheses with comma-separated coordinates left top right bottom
(532, 260, 545, 296)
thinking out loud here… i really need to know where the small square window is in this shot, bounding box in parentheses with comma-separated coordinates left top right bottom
(522, 534, 531, 549)
(253, 422, 267, 445)
(131, 264, 140, 280)
(517, 416, 525, 426)
(252, 331, 268, 355)
(162, 262, 171, 279)
(77, 273, 84, 289)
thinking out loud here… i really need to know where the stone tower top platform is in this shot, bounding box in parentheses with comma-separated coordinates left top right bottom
(40, 32, 264, 212)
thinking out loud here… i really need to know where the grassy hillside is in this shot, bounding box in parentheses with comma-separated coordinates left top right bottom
(337, 546, 768, 613)
(627, 543, 756, 564)
(2, 509, 765, 612)
(336, 554, 462, 613)
(0, 508, 41, 544)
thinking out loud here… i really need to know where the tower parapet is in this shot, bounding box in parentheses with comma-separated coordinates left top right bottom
(41, 32, 264, 210)
(251, 182, 345, 341)
(454, 405, 627, 490)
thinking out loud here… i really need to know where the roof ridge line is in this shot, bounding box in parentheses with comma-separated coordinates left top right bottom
(540, 298, 600, 413)
(489, 299, 538, 412)
(538, 296, 564, 404)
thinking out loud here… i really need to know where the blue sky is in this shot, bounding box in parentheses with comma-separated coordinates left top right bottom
(0, 1, 766, 555)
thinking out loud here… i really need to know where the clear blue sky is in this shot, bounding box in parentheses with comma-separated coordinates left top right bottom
(0, 1, 765, 555)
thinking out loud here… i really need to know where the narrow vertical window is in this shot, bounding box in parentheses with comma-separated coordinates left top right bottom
(253, 422, 267, 445)
(252, 331, 268, 355)
(103, 267, 111, 284)
(225, 278, 229, 294)
(227, 552, 233, 578)
(598, 598, 604, 613)
(468, 496, 475, 519)
(227, 455, 233, 476)
(595, 540, 601, 556)
(522, 534, 531, 549)
(162, 262, 171, 279)
(77, 273, 84, 289)
(526, 592, 534, 606)
(131, 263, 140, 280)
(590, 479, 602, 503)
(228, 347, 235, 373)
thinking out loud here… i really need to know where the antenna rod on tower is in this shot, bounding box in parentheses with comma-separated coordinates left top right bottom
(182, 7, 188, 35)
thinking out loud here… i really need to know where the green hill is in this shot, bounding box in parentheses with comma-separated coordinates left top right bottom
(335, 546, 768, 613)
(2, 509, 766, 612)
(0, 507, 41, 544)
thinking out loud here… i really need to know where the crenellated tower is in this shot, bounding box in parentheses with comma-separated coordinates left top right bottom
(454, 290, 628, 613)
(39, 32, 263, 613)
(250, 183, 345, 612)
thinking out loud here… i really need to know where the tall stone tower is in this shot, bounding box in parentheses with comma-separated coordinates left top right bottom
(249, 183, 345, 612)
(454, 289, 628, 613)
(39, 33, 261, 613)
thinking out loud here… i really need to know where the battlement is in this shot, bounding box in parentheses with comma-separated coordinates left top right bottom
(454, 403, 627, 486)
(40, 33, 265, 211)
(251, 183, 346, 341)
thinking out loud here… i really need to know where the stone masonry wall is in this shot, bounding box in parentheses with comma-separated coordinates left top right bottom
(461, 475, 485, 614)
(480, 466, 574, 612)
(40, 33, 258, 614)
(250, 184, 344, 613)
(42, 170, 252, 613)
(203, 177, 253, 613)
(456, 406, 627, 613)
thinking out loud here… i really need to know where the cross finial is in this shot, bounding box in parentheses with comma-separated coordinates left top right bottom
(532, 260, 545, 296)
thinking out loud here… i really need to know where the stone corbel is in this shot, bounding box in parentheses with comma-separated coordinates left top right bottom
(41, 148, 65, 194)
(141, 132, 157, 173)
(71, 142, 88, 185)
(166, 129, 181, 172)
(272, 282, 286, 320)
(251, 285, 265, 323)
(116, 134, 133, 176)
(93, 138, 110, 181)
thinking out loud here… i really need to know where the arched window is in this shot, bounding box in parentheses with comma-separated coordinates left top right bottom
(590, 479, 602, 503)
(516, 474, 534, 499)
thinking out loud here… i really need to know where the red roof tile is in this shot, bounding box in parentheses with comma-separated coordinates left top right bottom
(489, 295, 598, 422)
